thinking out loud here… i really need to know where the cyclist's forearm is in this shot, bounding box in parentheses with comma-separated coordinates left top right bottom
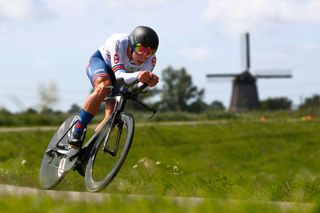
(115, 71, 139, 84)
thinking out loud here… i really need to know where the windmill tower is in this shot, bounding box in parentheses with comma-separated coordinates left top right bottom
(207, 33, 292, 112)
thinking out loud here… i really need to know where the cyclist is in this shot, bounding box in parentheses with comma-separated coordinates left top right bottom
(68, 25, 160, 149)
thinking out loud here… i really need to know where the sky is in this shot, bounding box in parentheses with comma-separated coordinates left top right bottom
(0, 0, 319, 112)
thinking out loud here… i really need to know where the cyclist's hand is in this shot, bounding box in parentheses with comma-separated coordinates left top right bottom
(147, 73, 159, 87)
(137, 71, 152, 83)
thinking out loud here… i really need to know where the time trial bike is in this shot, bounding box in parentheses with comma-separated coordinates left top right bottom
(39, 79, 156, 192)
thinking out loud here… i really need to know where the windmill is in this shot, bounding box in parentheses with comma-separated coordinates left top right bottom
(206, 33, 292, 112)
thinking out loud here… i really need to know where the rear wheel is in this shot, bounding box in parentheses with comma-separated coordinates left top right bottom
(85, 112, 134, 192)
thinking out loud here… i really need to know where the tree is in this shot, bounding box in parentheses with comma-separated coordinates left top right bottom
(260, 97, 292, 111)
(299, 95, 320, 110)
(187, 89, 209, 113)
(209, 100, 225, 111)
(0, 107, 11, 115)
(68, 103, 81, 114)
(24, 108, 38, 114)
(37, 81, 59, 113)
(160, 66, 206, 112)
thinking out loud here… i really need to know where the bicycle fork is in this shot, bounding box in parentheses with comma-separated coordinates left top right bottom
(102, 121, 123, 157)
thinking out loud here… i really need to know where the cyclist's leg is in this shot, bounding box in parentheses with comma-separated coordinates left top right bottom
(83, 77, 113, 113)
(94, 99, 115, 133)
(70, 51, 115, 147)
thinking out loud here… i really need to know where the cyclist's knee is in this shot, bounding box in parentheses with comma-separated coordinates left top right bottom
(93, 77, 112, 100)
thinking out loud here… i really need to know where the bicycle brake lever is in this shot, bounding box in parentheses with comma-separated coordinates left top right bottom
(148, 108, 157, 119)
(131, 96, 157, 119)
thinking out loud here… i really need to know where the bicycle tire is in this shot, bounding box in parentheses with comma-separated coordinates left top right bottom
(85, 112, 134, 192)
(39, 115, 79, 189)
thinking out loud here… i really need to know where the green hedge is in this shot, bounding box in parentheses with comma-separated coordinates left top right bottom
(0, 109, 319, 127)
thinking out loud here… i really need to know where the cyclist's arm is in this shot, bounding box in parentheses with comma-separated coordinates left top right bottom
(115, 71, 139, 84)
(110, 41, 157, 86)
(108, 38, 149, 85)
(106, 37, 137, 84)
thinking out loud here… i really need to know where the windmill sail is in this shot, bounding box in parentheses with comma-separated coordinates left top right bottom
(206, 32, 292, 112)
(241, 32, 250, 71)
(206, 73, 239, 78)
(254, 70, 292, 78)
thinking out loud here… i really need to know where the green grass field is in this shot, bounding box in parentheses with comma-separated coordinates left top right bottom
(0, 117, 320, 212)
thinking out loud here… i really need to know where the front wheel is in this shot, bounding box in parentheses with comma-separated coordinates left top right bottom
(85, 112, 134, 192)
(39, 115, 79, 189)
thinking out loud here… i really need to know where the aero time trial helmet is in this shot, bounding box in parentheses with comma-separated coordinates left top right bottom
(129, 26, 159, 55)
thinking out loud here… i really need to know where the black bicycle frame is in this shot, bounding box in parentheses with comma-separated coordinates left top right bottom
(75, 81, 156, 166)
(100, 95, 126, 156)
(98, 83, 156, 157)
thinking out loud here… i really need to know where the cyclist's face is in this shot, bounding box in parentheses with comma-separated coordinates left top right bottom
(132, 51, 150, 65)
(131, 44, 154, 65)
